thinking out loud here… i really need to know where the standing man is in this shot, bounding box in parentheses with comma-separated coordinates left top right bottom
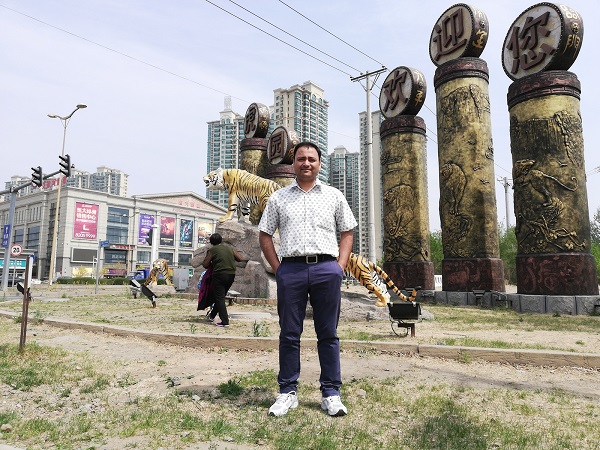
(259, 142, 357, 417)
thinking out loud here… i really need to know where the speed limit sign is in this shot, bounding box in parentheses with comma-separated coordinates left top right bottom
(10, 244, 22, 257)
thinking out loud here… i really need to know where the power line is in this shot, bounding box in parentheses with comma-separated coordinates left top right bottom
(226, 0, 361, 73)
(278, 0, 385, 68)
(0, 3, 252, 105)
(204, 0, 353, 76)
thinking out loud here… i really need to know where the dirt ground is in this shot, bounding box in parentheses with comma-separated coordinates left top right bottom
(2, 283, 599, 403)
(2, 286, 600, 450)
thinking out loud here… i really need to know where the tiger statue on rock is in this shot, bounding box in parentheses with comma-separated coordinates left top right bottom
(145, 258, 173, 286)
(344, 253, 416, 307)
(203, 168, 282, 222)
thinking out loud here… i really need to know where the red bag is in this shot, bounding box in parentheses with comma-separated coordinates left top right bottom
(197, 266, 214, 311)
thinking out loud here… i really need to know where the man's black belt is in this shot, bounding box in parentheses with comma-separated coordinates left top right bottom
(281, 254, 336, 264)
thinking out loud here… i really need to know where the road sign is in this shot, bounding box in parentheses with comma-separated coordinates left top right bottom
(1, 224, 10, 248)
(10, 244, 22, 257)
(100, 240, 110, 248)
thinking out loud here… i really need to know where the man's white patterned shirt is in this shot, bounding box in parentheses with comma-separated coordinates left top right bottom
(258, 179, 357, 258)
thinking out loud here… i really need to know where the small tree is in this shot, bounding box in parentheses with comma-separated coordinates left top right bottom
(498, 225, 517, 285)
(429, 230, 443, 274)
(590, 207, 600, 245)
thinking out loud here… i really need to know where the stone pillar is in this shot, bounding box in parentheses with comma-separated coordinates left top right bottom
(265, 164, 295, 188)
(380, 115, 434, 290)
(266, 126, 299, 188)
(507, 72, 597, 295)
(434, 58, 505, 292)
(239, 138, 268, 178)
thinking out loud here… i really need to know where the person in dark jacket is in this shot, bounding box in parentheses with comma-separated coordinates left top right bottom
(202, 233, 245, 327)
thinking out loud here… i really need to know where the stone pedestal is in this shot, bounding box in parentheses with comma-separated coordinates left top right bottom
(434, 57, 505, 292)
(380, 115, 434, 290)
(188, 220, 277, 299)
(441, 258, 505, 292)
(507, 71, 597, 295)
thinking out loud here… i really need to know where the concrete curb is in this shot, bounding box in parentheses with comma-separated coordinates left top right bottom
(1, 309, 599, 369)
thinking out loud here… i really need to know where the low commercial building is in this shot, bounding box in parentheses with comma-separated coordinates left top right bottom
(0, 185, 226, 280)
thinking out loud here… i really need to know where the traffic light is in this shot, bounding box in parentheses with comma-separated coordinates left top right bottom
(147, 228, 153, 245)
(59, 154, 72, 177)
(31, 166, 43, 187)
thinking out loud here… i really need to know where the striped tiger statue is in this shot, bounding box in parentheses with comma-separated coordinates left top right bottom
(344, 253, 416, 307)
(203, 168, 282, 222)
(145, 258, 173, 286)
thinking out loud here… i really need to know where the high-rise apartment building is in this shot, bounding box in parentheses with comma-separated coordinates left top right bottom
(329, 145, 360, 254)
(2, 166, 128, 202)
(87, 166, 128, 197)
(206, 98, 246, 207)
(359, 110, 384, 262)
(272, 81, 329, 182)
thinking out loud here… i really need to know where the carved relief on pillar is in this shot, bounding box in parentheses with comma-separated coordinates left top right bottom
(509, 112, 587, 254)
(436, 79, 498, 259)
(380, 116, 429, 264)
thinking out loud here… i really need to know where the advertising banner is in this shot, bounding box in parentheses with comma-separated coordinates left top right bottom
(180, 219, 193, 248)
(197, 221, 212, 245)
(160, 216, 175, 246)
(138, 214, 154, 245)
(2, 224, 10, 248)
(73, 202, 98, 240)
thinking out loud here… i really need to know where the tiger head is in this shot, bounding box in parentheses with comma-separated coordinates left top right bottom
(203, 168, 226, 190)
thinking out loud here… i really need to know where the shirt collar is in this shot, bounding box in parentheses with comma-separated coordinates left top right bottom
(291, 178, 322, 192)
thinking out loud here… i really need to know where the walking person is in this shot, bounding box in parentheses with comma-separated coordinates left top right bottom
(258, 141, 357, 417)
(202, 233, 245, 327)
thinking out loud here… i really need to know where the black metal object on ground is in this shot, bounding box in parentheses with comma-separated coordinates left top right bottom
(388, 302, 421, 337)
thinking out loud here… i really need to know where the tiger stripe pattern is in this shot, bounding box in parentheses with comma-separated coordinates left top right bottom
(203, 168, 282, 222)
(145, 258, 173, 286)
(344, 253, 414, 307)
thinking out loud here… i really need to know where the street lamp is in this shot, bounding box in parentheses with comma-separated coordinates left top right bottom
(47, 104, 87, 284)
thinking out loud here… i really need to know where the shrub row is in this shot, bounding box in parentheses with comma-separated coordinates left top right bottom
(55, 277, 169, 285)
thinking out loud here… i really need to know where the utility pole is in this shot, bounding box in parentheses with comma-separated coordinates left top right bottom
(497, 176, 512, 230)
(351, 67, 387, 263)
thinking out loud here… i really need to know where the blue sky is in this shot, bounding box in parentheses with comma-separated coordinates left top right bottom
(1, 0, 599, 231)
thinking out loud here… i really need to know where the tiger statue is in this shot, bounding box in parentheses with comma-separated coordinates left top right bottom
(145, 258, 173, 286)
(344, 253, 416, 307)
(203, 168, 282, 222)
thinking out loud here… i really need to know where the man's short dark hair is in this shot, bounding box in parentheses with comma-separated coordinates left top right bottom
(209, 233, 222, 245)
(293, 141, 321, 160)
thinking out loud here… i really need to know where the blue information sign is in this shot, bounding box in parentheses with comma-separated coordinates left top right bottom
(100, 240, 110, 248)
(1, 224, 10, 248)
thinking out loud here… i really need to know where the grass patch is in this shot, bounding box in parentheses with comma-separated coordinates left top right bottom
(1, 327, 599, 450)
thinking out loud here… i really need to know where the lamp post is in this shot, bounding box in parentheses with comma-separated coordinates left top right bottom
(47, 104, 87, 284)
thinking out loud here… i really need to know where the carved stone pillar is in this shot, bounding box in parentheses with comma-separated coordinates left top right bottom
(434, 57, 505, 292)
(265, 164, 295, 188)
(240, 138, 268, 178)
(380, 115, 434, 290)
(507, 71, 597, 295)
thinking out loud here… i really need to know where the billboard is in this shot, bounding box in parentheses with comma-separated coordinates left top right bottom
(138, 214, 154, 245)
(160, 216, 175, 246)
(197, 221, 212, 245)
(180, 219, 193, 248)
(73, 202, 98, 240)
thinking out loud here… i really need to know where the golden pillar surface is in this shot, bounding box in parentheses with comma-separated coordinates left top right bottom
(239, 137, 269, 224)
(380, 115, 434, 290)
(508, 71, 598, 295)
(434, 57, 505, 291)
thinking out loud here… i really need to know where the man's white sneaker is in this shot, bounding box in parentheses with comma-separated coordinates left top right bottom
(321, 395, 347, 416)
(268, 392, 298, 417)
